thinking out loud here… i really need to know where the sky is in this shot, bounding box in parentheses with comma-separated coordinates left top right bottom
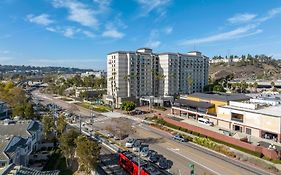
(0, 0, 281, 69)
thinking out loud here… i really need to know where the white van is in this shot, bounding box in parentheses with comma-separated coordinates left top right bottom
(198, 118, 213, 126)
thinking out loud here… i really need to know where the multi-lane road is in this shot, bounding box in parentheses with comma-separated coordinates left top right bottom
(32, 90, 274, 175)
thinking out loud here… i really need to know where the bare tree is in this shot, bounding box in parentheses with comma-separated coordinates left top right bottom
(106, 118, 135, 139)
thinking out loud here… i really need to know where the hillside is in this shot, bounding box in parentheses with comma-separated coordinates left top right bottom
(209, 56, 281, 81)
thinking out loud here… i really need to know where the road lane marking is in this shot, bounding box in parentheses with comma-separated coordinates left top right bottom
(167, 147, 180, 151)
(167, 147, 222, 175)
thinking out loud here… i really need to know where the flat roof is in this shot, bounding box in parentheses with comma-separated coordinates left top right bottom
(107, 50, 208, 58)
(188, 93, 251, 102)
(174, 99, 214, 109)
(220, 104, 281, 117)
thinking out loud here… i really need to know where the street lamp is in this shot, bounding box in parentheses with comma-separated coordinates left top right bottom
(138, 147, 141, 175)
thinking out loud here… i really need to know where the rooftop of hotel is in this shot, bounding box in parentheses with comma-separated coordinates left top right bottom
(108, 48, 207, 57)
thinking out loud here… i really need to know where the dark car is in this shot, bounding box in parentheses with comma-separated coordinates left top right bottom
(148, 150, 159, 163)
(158, 157, 169, 169)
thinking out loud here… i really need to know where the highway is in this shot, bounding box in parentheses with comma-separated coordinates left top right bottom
(32, 90, 273, 175)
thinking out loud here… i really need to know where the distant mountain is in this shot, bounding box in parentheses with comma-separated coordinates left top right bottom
(209, 54, 281, 81)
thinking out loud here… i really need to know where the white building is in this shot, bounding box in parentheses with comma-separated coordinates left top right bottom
(209, 57, 241, 64)
(81, 71, 106, 78)
(105, 48, 209, 108)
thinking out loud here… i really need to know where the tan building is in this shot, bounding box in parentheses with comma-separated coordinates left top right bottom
(217, 98, 281, 142)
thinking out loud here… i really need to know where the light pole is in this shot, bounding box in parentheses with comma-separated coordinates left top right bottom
(138, 147, 141, 175)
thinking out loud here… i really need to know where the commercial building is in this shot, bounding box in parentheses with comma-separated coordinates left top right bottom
(105, 48, 209, 108)
(217, 96, 281, 142)
(0, 120, 42, 168)
(172, 92, 281, 143)
(171, 93, 250, 122)
(182, 92, 251, 113)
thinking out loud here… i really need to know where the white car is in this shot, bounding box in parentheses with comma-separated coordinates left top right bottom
(198, 118, 213, 126)
(107, 133, 114, 138)
(125, 138, 135, 148)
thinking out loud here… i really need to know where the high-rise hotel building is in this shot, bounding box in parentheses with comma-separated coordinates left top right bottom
(105, 48, 209, 107)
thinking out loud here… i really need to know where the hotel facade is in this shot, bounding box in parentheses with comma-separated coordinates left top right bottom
(105, 48, 209, 108)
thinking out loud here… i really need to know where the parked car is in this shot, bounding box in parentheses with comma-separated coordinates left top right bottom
(107, 133, 114, 138)
(172, 134, 187, 142)
(148, 150, 159, 163)
(158, 157, 169, 169)
(140, 146, 149, 157)
(125, 138, 135, 148)
(198, 118, 213, 126)
(132, 140, 142, 152)
(114, 135, 120, 140)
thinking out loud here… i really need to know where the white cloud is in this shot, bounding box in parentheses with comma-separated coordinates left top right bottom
(63, 27, 78, 38)
(46, 26, 84, 38)
(145, 29, 162, 48)
(136, 0, 171, 16)
(102, 24, 124, 39)
(82, 31, 95, 38)
(258, 7, 281, 22)
(27, 14, 54, 26)
(52, 0, 98, 27)
(146, 40, 161, 48)
(180, 25, 262, 45)
(228, 13, 257, 24)
(163, 26, 173, 34)
(102, 29, 124, 39)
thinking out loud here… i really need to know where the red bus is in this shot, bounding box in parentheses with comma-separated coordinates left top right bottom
(118, 151, 170, 175)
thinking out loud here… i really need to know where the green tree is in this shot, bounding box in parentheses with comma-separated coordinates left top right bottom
(42, 115, 55, 139)
(57, 114, 67, 136)
(4, 81, 15, 91)
(59, 129, 79, 167)
(23, 103, 35, 119)
(121, 101, 136, 112)
(75, 135, 100, 174)
(213, 85, 225, 92)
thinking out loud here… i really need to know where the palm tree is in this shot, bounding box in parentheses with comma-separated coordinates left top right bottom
(271, 81, 275, 89)
(253, 82, 258, 92)
(187, 75, 193, 94)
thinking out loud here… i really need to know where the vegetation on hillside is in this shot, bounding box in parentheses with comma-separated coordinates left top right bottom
(210, 54, 281, 81)
(45, 74, 106, 97)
